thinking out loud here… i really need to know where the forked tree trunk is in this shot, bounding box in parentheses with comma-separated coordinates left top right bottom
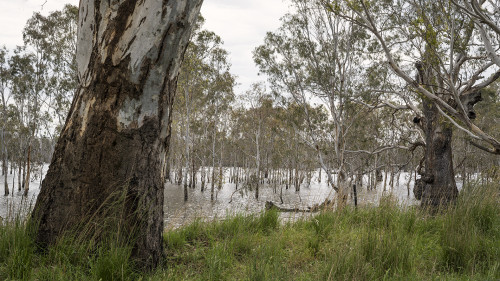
(32, 0, 203, 269)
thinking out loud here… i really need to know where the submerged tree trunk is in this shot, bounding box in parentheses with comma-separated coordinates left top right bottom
(23, 144, 31, 197)
(2, 156, 8, 196)
(183, 88, 191, 201)
(1, 129, 8, 196)
(17, 158, 21, 192)
(32, 0, 203, 269)
(210, 120, 216, 201)
(201, 160, 205, 192)
(255, 133, 260, 200)
(11, 164, 15, 196)
(2, 159, 7, 196)
(17, 158, 24, 192)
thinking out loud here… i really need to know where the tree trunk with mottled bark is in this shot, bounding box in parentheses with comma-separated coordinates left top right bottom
(414, 59, 459, 207)
(420, 99, 458, 207)
(32, 0, 203, 269)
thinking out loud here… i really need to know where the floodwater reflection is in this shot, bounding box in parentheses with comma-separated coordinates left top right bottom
(0, 167, 423, 229)
(163, 172, 420, 229)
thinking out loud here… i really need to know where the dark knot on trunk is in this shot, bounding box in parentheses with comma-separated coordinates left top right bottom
(415, 61, 423, 71)
(460, 91, 482, 120)
(414, 178, 425, 200)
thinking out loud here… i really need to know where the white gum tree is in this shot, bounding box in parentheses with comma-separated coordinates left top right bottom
(327, 0, 500, 206)
(32, 0, 204, 269)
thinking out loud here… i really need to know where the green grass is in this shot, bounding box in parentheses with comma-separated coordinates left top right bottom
(0, 183, 498, 280)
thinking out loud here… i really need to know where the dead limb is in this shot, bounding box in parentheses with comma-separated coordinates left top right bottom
(265, 198, 333, 213)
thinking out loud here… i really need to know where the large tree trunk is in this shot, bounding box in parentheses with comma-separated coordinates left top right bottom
(32, 0, 203, 269)
(420, 100, 458, 207)
(414, 58, 458, 207)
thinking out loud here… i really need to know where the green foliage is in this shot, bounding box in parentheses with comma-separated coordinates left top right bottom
(0, 217, 35, 280)
(439, 184, 500, 273)
(257, 209, 279, 233)
(1, 4, 79, 190)
(0, 215, 137, 281)
(158, 183, 500, 280)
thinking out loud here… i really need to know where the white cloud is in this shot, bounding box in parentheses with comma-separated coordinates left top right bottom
(0, 0, 79, 48)
(201, 0, 290, 91)
(0, 0, 290, 93)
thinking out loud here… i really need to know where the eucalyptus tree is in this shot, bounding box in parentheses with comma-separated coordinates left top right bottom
(454, 83, 500, 185)
(2, 5, 79, 197)
(203, 49, 235, 201)
(254, 0, 391, 204)
(176, 20, 209, 199)
(328, 0, 500, 206)
(32, 0, 204, 268)
(282, 101, 330, 190)
(227, 107, 248, 188)
(451, 0, 500, 68)
(0, 47, 10, 195)
(23, 4, 79, 135)
(175, 17, 235, 200)
(8, 47, 40, 195)
(239, 83, 273, 199)
(227, 95, 318, 197)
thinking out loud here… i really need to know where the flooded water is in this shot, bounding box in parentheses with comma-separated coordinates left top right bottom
(0, 164, 44, 222)
(0, 164, 426, 228)
(164, 170, 422, 229)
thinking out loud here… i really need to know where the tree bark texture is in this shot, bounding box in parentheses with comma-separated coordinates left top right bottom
(415, 60, 458, 207)
(420, 99, 458, 207)
(32, 0, 203, 269)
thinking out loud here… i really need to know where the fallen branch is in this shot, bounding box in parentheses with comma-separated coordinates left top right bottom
(265, 198, 333, 213)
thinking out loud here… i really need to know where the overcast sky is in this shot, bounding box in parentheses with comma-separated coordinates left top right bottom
(0, 0, 290, 93)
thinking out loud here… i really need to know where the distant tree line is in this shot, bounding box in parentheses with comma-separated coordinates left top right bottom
(1, 2, 498, 207)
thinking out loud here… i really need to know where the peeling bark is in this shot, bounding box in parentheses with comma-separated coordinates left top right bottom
(32, 0, 203, 269)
